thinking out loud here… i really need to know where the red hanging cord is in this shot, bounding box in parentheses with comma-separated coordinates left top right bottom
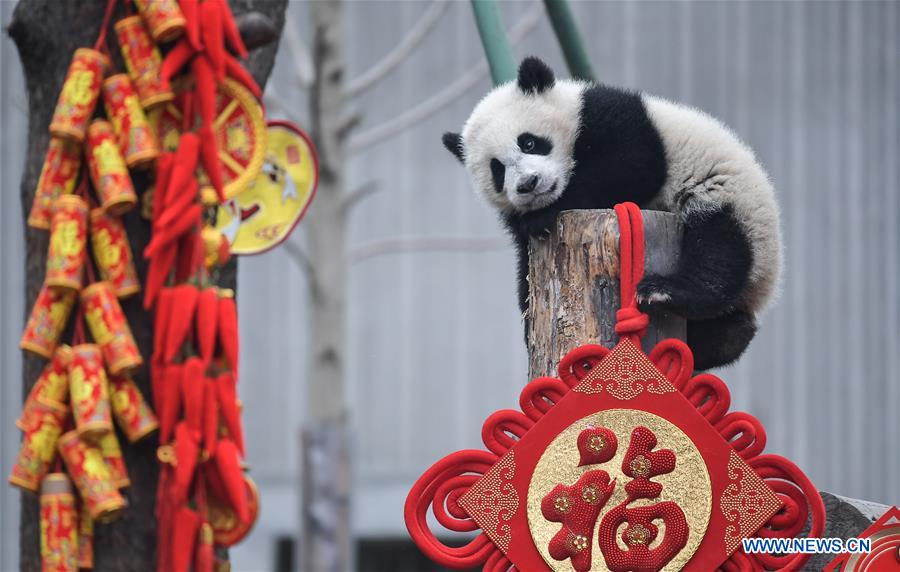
(93, 0, 121, 53)
(613, 202, 650, 345)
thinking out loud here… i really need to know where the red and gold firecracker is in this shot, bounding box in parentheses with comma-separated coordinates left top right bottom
(46, 194, 88, 291)
(77, 504, 93, 569)
(69, 344, 113, 442)
(57, 430, 126, 523)
(134, 0, 186, 43)
(86, 119, 137, 215)
(109, 373, 158, 443)
(27, 138, 82, 230)
(98, 431, 130, 488)
(90, 208, 141, 298)
(82, 282, 143, 375)
(102, 74, 160, 170)
(20, 285, 76, 359)
(49, 48, 109, 143)
(115, 15, 173, 110)
(8, 399, 68, 492)
(39, 473, 78, 572)
(18, 345, 72, 431)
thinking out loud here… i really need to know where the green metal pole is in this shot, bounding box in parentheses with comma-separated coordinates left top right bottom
(470, 0, 517, 85)
(543, 0, 596, 82)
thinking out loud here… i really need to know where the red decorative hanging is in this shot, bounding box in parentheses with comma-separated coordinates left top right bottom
(405, 203, 826, 572)
(824, 506, 900, 571)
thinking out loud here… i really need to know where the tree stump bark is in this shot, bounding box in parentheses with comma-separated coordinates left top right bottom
(8, 1, 286, 569)
(527, 209, 684, 378)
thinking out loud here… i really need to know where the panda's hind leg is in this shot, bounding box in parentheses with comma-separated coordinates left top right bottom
(687, 310, 757, 370)
(637, 204, 753, 320)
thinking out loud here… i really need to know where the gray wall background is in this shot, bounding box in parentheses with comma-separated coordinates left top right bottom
(2, 1, 899, 570)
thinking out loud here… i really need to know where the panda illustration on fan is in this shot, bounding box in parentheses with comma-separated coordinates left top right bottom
(442, 57, 781, 370)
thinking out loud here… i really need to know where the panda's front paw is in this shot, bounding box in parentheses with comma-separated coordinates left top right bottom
(636, 275, 674, 309)
(520, 209, 557, 237)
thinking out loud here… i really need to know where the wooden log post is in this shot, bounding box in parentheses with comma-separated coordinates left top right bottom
(527, 209, 684, 378)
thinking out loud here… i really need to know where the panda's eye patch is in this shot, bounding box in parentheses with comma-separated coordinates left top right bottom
(490, 159, 505, 194)
(517, 133, 552, 155)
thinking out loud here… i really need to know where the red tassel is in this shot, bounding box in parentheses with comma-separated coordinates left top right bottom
(203, 376, 219, 456)
(165, 132, 201, 192)
(194, 523, 215, 572)
(171, 506, 200, 572)
(180, 0, 202, 51)
(174, 230, 198, 284)
(201, 2, 225, 80)
(217, 0, 248, 58)
(216, 371, 243, 456)
(196, 288, 219, 364)
(152, 288, 175, 365)
(164, 284, 200, 363)
(214, 439, 248, 523)
(157, 178, 199, 230)
(218, 295, 239, 371)
(224, 56, 261, 100)
(153, 153, 176, 224)
(198, 125, 225, 202)
(144, 242, 177, 309)
(181, 357, 206, 434)
(155, 133, 200, 229)
(153, 298, 173, 424)
(160, 40, 194, 92)
(173, 422, 199, 506)
(144, 203, 202, 259)
(159, 363, 184, 444)
(192, 58, 216, 129)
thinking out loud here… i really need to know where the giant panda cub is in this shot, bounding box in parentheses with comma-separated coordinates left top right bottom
(442, 57, 781, 370)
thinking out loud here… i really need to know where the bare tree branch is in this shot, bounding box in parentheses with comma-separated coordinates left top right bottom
(344, 0, 452, 97)
(337, 109, 363, 141)
(282, 15, 315, 88)
(283, 238, 323, 302)
(339, 180, 381, 215)
(348, 236, 509, 262)
(347, 2, 543, 154)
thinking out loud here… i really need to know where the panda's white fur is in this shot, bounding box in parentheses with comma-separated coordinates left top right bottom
(443, 57, 783, 369)
(641, 95, 782, 313)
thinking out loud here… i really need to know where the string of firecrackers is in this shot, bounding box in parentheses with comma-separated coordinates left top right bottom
(13, 1, 262, 571)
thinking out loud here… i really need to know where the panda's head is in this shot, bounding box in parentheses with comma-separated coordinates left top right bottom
(443, 57, 585, 214)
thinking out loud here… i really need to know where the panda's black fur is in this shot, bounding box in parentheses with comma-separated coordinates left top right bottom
(443, 57, 779, 370)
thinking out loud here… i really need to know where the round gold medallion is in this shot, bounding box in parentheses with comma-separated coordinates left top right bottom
(527, 409, 712, 571)
(148, 77, 267, 200)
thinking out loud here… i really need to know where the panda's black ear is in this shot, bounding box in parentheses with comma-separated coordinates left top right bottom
(517, 57, 555, 94)
(442, 132, 465, 163)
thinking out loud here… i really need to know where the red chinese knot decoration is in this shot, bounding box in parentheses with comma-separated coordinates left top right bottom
(405, 203, 826, 571)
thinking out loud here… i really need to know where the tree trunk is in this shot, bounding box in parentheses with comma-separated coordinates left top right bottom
(8, 1, 286, 570)
(301, 1, 353, 570)
(527, 209, 684, 378)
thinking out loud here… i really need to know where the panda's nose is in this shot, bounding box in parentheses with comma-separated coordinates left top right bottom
(517, 175, 540, 194)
